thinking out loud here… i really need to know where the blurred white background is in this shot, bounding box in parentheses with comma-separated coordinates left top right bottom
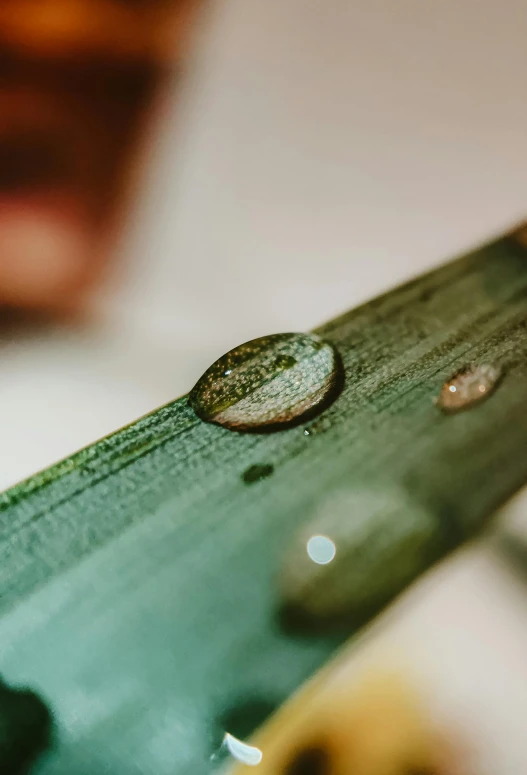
(2, 0, 527, 489)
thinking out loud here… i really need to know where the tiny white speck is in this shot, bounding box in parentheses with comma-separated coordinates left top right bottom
(307, 535, 336, 565)
(449, 385, 457, 393)
(224, 369, 232, 376)
(479, 385, 486, 393)
(224, 733, 263, 766)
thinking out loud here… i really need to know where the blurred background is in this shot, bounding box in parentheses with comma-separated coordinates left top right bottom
(1, 0, 527, 490)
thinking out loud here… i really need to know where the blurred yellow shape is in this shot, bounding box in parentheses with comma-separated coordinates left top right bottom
(229, 666, 445, 775)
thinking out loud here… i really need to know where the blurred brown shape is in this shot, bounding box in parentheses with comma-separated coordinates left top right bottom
(0, 0, 197, 65)
(0, 0, 198, 313)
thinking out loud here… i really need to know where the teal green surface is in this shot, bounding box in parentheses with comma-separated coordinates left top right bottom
(1, 239, 527, 773)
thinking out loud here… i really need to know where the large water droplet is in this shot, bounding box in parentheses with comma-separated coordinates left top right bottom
(189, 333, 342, 432)
(435, 364, 501, 413)
(280, 488, 438, 629)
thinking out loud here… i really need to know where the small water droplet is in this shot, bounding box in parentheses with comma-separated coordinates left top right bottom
(436, 364, 501, 413)
(242, 464, 274, 484)
(189, 333, 343, 432)
(306, 535, 336, 564)
(280, 488, 438, 628)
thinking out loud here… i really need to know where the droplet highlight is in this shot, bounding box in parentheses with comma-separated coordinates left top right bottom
(436, 364, 501, 413)
(306, 535, 336, 565)
(189, 333, 342, 432)
(242, 464, 274, 484)
(223, 732, 263, 766)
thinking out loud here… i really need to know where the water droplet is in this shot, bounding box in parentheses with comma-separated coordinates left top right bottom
(242, 464, 274, 484)
(280, 488, 438, 628)
(306, 535, 336, 564)
(189, 333, 342, 432)
(223, 732, 263, 766)
(436, 364, 501, 413)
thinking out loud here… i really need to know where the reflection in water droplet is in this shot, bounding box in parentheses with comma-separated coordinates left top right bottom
(224, 732, 263, 766)
(436, 364, 501, 413)
(274, 354, 297, 369)
(242, 464, 274, 484)
(189, 333, 343, 432)
(306, 535, 336, 564)
(280, 488, 438, 628)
